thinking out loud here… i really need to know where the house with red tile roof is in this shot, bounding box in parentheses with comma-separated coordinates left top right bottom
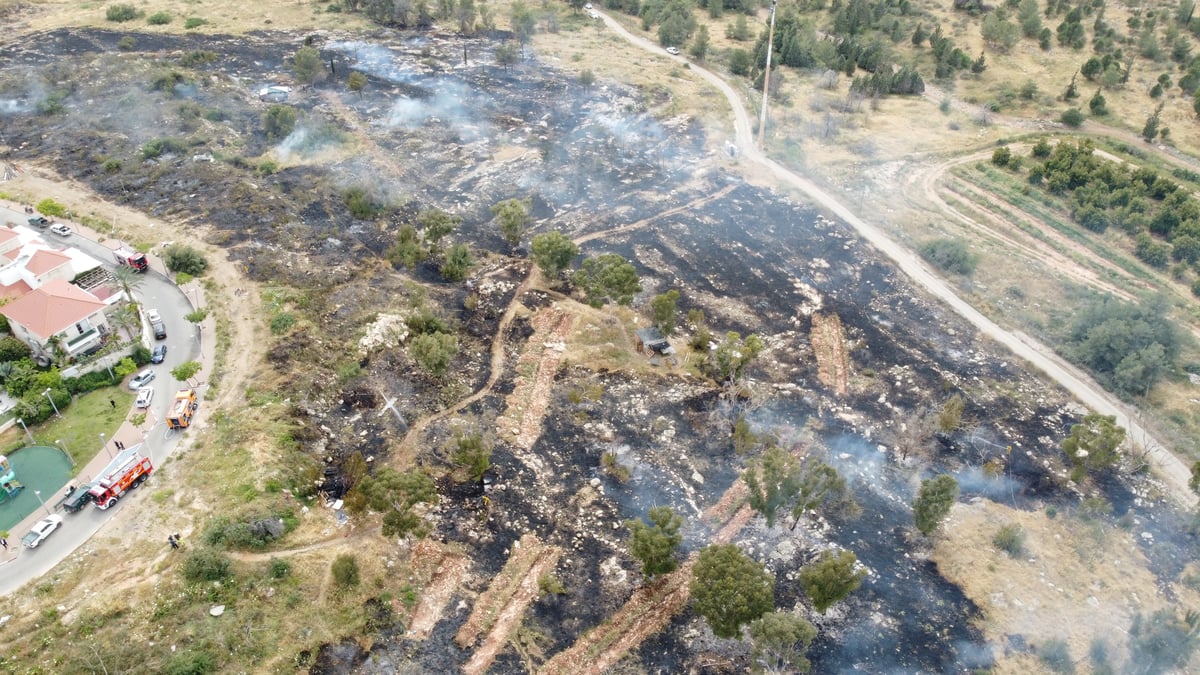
(0, 279, 110, 361)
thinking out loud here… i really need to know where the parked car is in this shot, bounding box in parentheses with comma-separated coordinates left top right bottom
(151, 344, 167, 364)
(49, 223, 71, 237)
(153, 321, 167, 340)
(666, 46, 680, 55)
(27, 216, 49, 228)
(22, 514, 63, 549)
(129, 369, 156, 390)
(145, 309, 161, 324)
(135, 386, 154, 408)
(58, 482, 97, 514)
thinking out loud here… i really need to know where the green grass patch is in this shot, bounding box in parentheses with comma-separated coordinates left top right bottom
(11, 388, 137, 471)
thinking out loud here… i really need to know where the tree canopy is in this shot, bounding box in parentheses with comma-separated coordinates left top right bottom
(650, 290, 680, 335)
(530, 231, 579, 280)
(748, 612, 817, 674)
(913, 474, 958, 536)
(626, 506, 683, 580)
(574, 253, 642, 307)
(356, 468, 437, 538)
(1061, 413, 1126, 475)
(707, 331, 764, 382)
(690, 544, 775, 639)
(1064, 295, 1178, 398)
(491, 198, 532, 248)
(798, 549, 866, 614)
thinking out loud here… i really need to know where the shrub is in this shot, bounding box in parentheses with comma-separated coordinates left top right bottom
(267, 558, 292, 579)
(146, 11, 172, 25)
(538, 572, 566, 596)
(332, 554, 360, 588)
(117, 36, 136, 50)
(992, 523, 1025, 557)
(184, 17, 208, 29)
(102, 158, 122, 173)
(164, 649, 216, 675)
(1060, 108, 1085, 127)
(919, 238, 978, 275)
(180, 548, 232, 582)
(164, 244, 209, 275)
(105, 4, 142, 22)
(132, 344, 152, 365)
(63, 370, 117, 395)
(344, 188, 381, 219)
(269, 312, 296, 335)
(36, 199, 67, 217)
(1039, 638, 1074, 673)
(140, 137, 188, 160)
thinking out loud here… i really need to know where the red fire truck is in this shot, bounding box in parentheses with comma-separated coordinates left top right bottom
(88, 447, 153, 510)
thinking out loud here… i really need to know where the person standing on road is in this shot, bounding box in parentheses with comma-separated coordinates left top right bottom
(1, 537, 8, 550)
(168, 535, 179, 550)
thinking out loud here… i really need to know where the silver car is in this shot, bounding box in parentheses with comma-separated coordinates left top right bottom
(129, 369, 156, 390)
(22, 514, 63, 549)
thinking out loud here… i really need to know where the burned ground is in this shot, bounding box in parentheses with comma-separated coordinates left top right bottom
(2, 23, 1196, 673)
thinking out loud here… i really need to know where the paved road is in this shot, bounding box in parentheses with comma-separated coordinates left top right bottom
(0, 204, 200, 594)
(597, 11, 1198, 505)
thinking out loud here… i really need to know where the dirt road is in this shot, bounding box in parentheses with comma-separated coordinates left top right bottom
(597, 12, 1197, 506)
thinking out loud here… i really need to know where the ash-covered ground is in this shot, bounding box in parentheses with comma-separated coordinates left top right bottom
(2, 25, 1195, 674)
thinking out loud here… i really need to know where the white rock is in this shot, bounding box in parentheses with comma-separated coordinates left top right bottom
(210, 605, 225, 617)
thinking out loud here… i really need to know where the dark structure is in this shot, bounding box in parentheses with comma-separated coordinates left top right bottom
(635, 327, 673, 355)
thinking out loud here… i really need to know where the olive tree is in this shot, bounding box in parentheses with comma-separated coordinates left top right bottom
(491, 198, 531, 248)
(798, 549, 865, 614)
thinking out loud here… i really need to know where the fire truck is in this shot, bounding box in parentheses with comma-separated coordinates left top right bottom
(113, 246, 149, 272)
(167, 389, 199, 430)
(88, 447, 153, 510)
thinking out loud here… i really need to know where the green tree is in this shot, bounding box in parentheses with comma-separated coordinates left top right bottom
(728, 48, 753, 76)
(798, 549, 866, 614)
(348, 70, 367, 96)
(690, 25, 710, 61)
(171, 360, 202, 384)
(1018, 0, 1042, 37)
(490, 198, 532, 248)
(1128, 609, 1200, 674)
(456, 0, 476, 32)
(387, 225, 428, 269)
(293, 45, 324, 85)
(650, 290, 679, 335)
(409, 332, 457, 376)
(1062, 413, 1125, 474)
(626, 506, 683, 579)
(1089, 89, 1107, 115)
(690, 544, 775, 639)
(510, 1, 536, 43)
(938, 394, 965, 432)
(1060, 107, 1085, 127)
(263, 104, 297, 141)
(163, 244, 209, 276)
(1190, 460, 1200, 495)
(788, 459, 849, 529)
(114, 357, 138, 378)
(1142, 102, 1165, 141)
(913, 474, 959, 535)
(495, 42, 519, 72)
(708, 331, 764, 382)
(574, 253, 642, 307)
(331, 554, 360, 588)
(0, 336, 30, 362)
(728, 15, 751, 41)
(530, 231, 579, 280)
(447, 432, 492, 482)
(418, 208, 460, 252)
(440, 244, 472, 282)
(743, 445, 800, 529)
(356, 467, 437, 538)
(747, 612, 817, 674)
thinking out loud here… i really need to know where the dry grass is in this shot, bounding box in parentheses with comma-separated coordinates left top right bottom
(17, 0, 371, 36)
(933, 499, 1170, 670)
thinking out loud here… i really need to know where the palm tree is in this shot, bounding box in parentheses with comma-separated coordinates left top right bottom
(108, 266, 144, 303)
(0, 361, 14, 385)
(106, 305, 139, 342)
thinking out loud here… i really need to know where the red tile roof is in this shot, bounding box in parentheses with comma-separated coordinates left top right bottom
(0, 279, 106, 341)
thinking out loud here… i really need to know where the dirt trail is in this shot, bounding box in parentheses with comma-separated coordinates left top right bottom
(809, 312, 849, 396)
(407, 539, 471, 640)
(497, 307, 575, 452)
(457, 534, 562, 674)
(597, 12, 1198, 508)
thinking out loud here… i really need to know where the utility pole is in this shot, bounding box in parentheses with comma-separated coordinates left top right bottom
(757, 0, 779, 150)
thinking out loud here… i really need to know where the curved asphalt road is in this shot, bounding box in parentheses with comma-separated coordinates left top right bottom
(0, 203, 199, 594)
(597, 11, 1198, 505)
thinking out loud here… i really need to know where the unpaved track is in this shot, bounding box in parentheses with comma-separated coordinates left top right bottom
(598, 11, 1197, 507)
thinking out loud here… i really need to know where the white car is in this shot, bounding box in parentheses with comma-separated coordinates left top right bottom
(49, 224, 71, 237)
(145, 309, 161, 324)
(129, 369, 156, 390)
(22, 514, 63, 549)
(135, 386, 154, 408)
(666, 46, 680, 55)
(589, 10, 599, 18)
(585, 2, 592, 7)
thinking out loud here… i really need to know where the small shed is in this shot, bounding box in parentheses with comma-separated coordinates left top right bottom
(635, 327, 674, 355)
